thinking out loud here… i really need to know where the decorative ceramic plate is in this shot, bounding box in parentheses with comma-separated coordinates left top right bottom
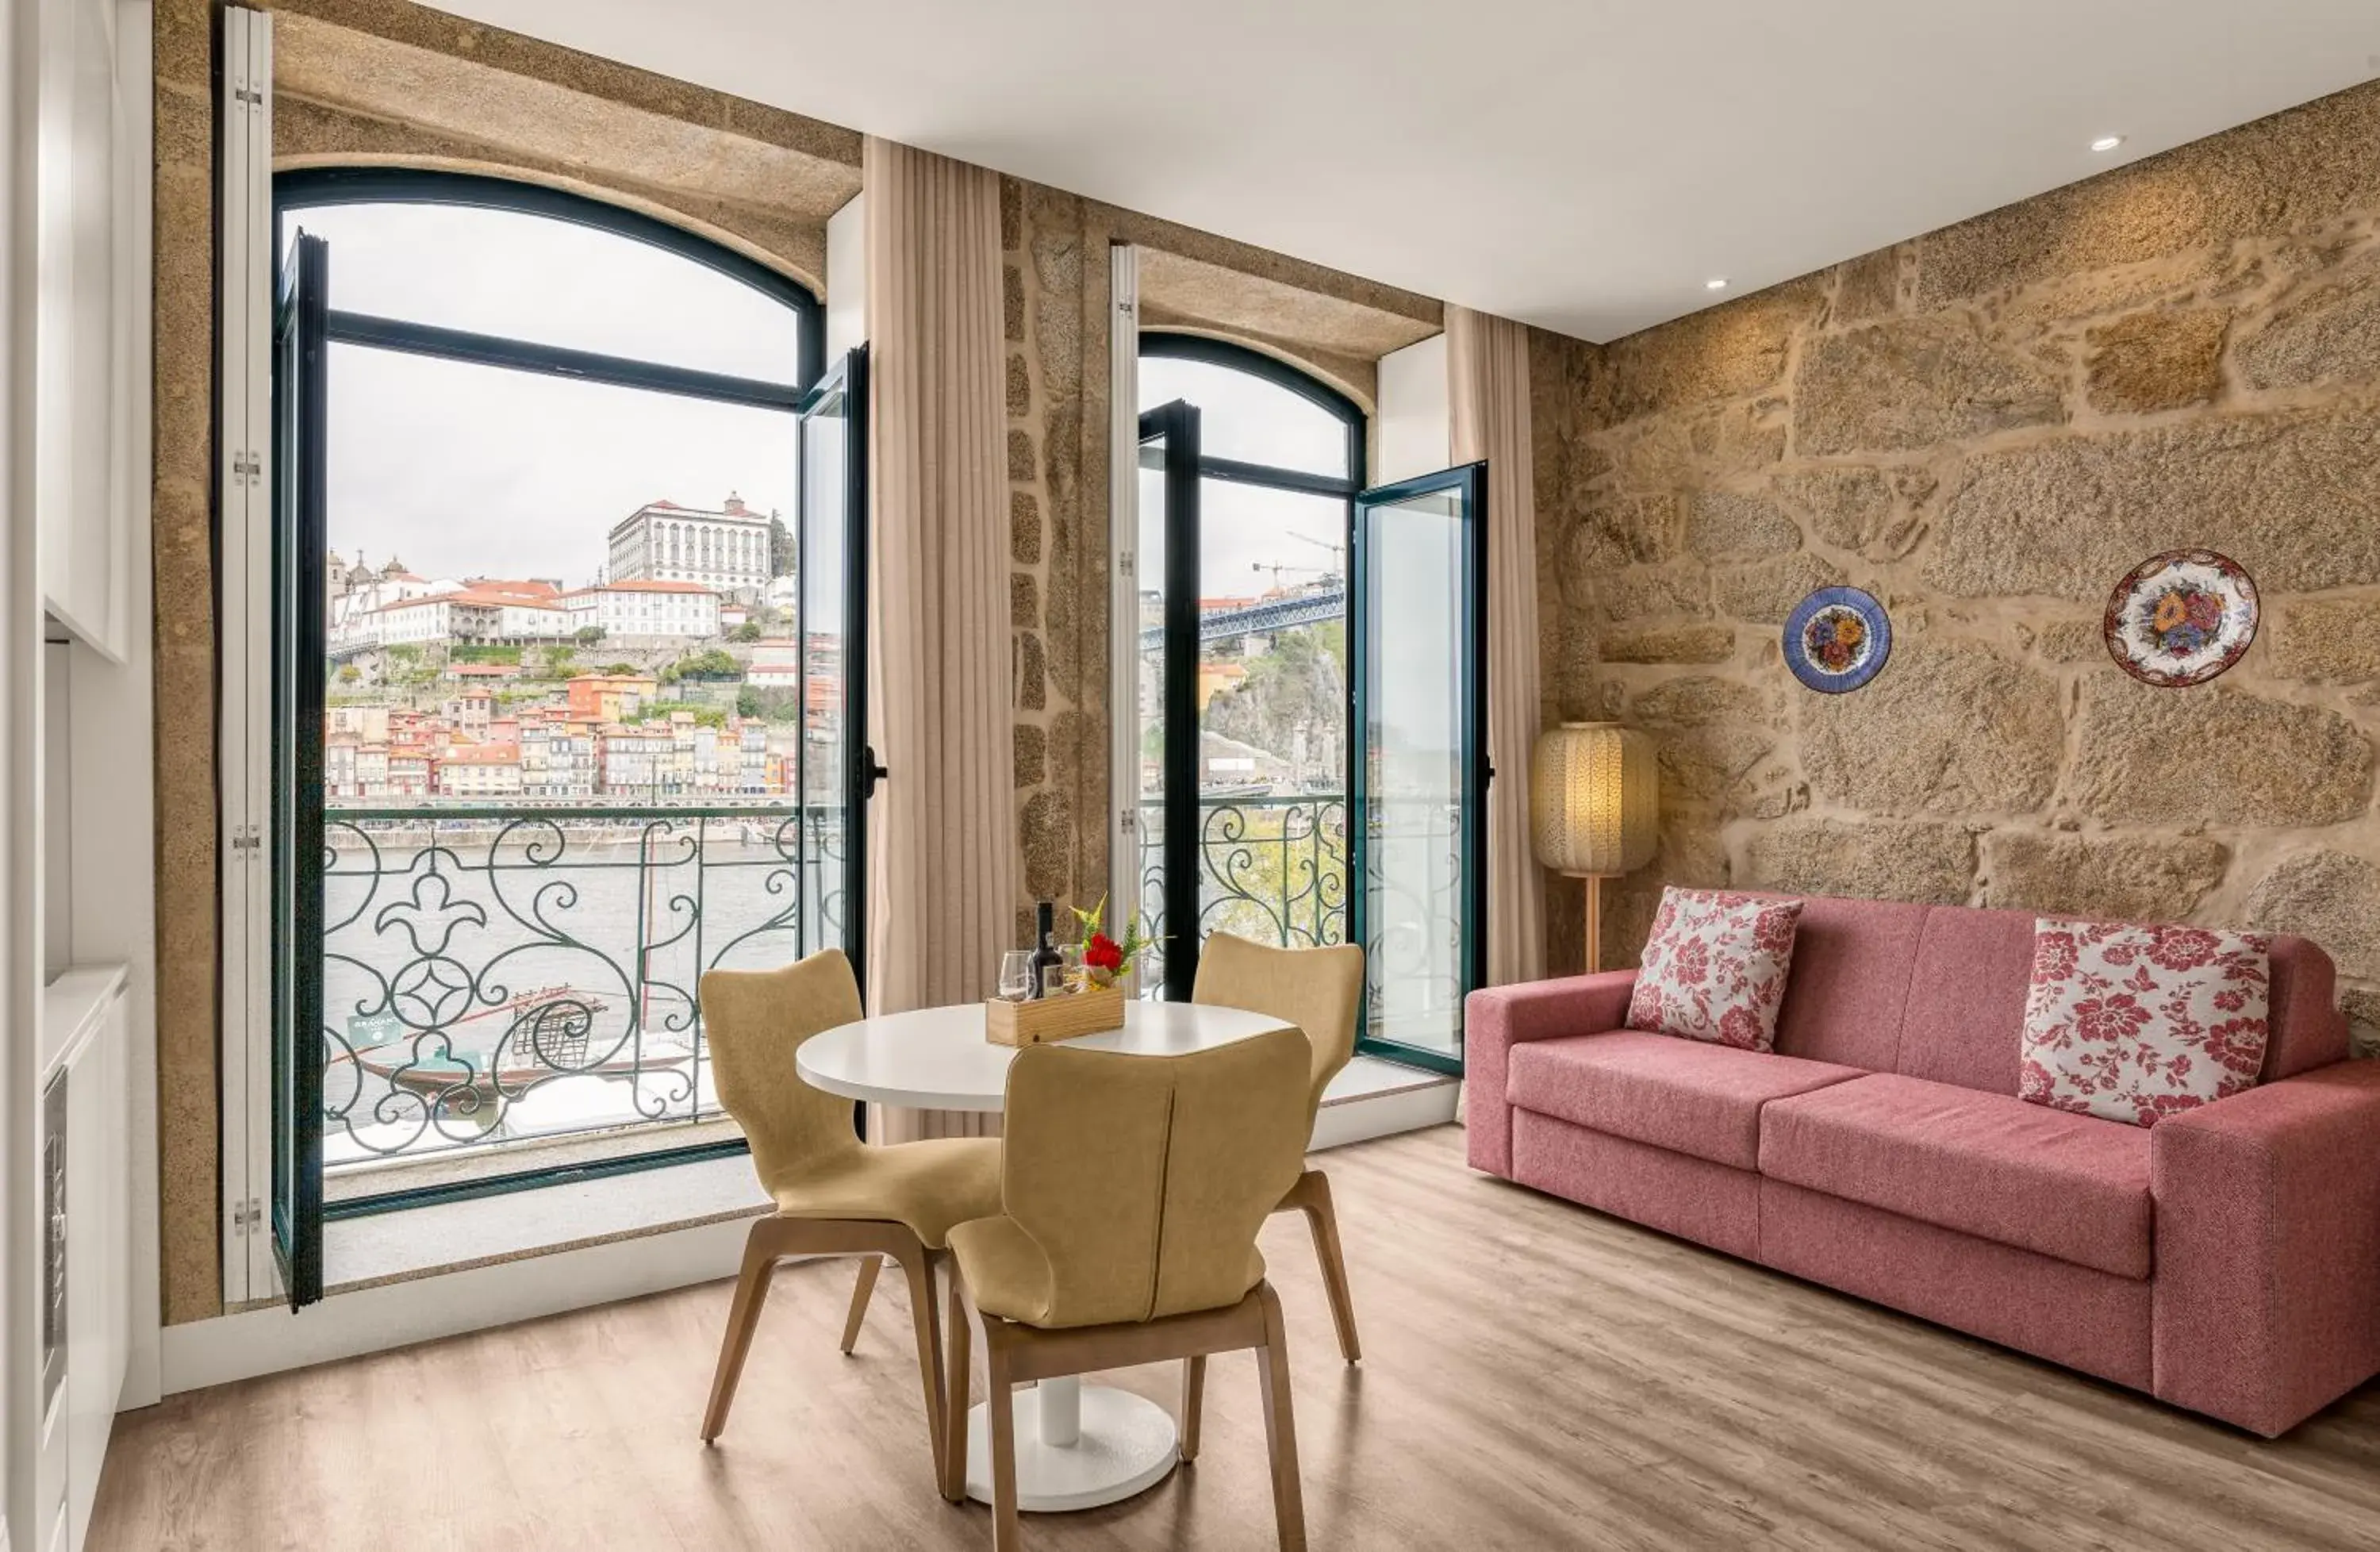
(2102, 549, 2259, 687)
(1783, 586, 1891, 693)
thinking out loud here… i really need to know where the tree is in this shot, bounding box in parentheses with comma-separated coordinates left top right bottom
(574, 625, 606, 646)
(670, 647, 742, 682)
(736, 687, 762, 718)
(603, 662, 639, 676)
(336, 663, 361, 685)
(729, 620, 763, 643)
(769, 514, 793, 578)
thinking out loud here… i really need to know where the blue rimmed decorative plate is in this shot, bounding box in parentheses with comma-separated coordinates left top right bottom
(2102, 549, 2258, 687)
(1783, 586, 1891, 693)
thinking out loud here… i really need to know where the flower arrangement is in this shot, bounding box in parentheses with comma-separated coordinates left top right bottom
(1069, 893, 1158, 990)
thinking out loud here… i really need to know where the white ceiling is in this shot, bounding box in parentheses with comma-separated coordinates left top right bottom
(424, 1, 2380, 342)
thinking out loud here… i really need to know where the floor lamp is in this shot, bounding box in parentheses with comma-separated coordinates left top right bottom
(1530, 723, 1658, 974)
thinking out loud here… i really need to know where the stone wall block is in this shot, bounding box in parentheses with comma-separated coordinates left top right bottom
(1598, 278, 1826, 424)
(1979, 832, 2231, 920)
(1011, 490, 1042, 566)
(1793, 315, 2067, 456)
(2269, 595, 2380, 683)
(1682, 490, 1801, 560)
(1599, 625, 1736, 665)
(1798, 640, 2063, 817)
(1020, 789, 1074, 901)
(2247, 848, 2380, 978)
(1743, 818, 1975, 905)
(1926, 406, 2380, 600)
(1007, 428, 1036, 483)
(1710, 552, 1845, 624)
(1013, 722, 1047, 789)
(1596, 563, 1710, 623)
(1628, 676, 1777, 802)
(2069, 676, 2374, 828)
(2236, 245, 2380, 390)
(2083, 305, 2228, 414)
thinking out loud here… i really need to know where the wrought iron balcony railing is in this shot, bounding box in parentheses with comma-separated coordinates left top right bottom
(320, 805, 846, 1174)
(1133, 793, 1350, 993)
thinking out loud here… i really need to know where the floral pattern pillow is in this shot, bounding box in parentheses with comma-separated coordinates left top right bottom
(2017, 918, 2271, 1128)
(1625, 888, 1803, 1051)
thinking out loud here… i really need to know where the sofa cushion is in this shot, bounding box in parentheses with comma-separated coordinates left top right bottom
(1509, 1031, 1864, 1171)
(1769, 894, 1930, 1072)
(1626, 888, 1803, 1051)
(2018, 919, 2271, 1129)
(1760, 1073, 2153, 1279)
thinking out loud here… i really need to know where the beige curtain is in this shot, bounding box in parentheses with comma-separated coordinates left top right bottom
(1449, 306, 1548, 988)
(862, 136, 1014, 1140)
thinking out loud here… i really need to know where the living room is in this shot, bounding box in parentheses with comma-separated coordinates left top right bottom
(3, 2, 2379, 1549)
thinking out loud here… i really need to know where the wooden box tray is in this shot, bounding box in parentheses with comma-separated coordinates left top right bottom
(985, 984, 1126, 1046)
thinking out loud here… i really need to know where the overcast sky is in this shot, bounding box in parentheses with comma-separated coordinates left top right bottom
(298, 202, 1359, 596)
(297, 202, 801, 585)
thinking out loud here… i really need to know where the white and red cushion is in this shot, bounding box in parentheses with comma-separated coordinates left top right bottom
(2017, 918, 2271, 1128)
(1626, 888, 1803, 1051)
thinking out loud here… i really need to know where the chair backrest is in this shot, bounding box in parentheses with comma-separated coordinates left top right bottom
(1192, 933, 1365, 1117)
(698, 948, 866, 1189)
(999, 1026, 1310, 1327)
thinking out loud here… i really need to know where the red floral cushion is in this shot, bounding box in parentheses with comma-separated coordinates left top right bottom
(2017, 918, 2271, 1128)
(1625, 888, 1803, 1051)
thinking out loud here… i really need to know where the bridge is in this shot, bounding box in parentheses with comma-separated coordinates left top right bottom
(1141, 584, 1345, 651)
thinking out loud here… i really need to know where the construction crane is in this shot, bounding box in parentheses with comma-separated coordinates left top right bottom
(1249, 530, 1347, 590)
(1251, 560, 1334, 587)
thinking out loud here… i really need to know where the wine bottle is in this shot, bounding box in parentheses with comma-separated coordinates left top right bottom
(1028, 901, 1061, 1000)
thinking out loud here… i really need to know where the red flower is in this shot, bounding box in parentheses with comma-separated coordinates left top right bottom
(2032, 932, 2079, 985)
(1672, 937, 1710, 986)
(2148, 928, 2221, 972)
(1718, 1004, 1766, 1050)
(2073, 994, 2152, 1046)
(1084, 932, 1124, 971)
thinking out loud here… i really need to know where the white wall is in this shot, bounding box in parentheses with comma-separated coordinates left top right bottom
(1375, 332, 1449, 485)
(825, 191, 865, 359)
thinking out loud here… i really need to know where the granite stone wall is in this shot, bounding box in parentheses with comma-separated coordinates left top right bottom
(1537, 78, 2380, 1055)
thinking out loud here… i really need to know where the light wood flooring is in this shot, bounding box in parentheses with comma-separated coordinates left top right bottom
(90, 1127, 2380, 1550)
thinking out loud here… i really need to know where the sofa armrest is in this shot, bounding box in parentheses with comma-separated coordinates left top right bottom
(2151, 1059, 2380, 1436)
(1464, 972, 1637, 1177)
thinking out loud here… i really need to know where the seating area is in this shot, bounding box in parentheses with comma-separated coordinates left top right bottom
(9, 5, 2380, 1550)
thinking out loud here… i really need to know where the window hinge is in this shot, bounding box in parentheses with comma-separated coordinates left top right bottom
(1119, 807, 1138, 836)
(1117, 551, 1134, 579)
(230, 824, 263, 853)
(232, 1197, 263, 1234)
(231, 451, 262, 485)
(1116, 298, 1136, 319)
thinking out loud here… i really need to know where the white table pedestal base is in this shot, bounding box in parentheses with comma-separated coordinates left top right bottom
(962, 1377, 1180, 1512)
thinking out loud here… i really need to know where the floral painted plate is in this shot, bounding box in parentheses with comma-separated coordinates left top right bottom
(1783, 586, 1891, 693)
(2102, 550, 2258, 687)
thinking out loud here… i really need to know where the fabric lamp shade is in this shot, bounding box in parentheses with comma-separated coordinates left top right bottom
(1530, 723, 1658, 878)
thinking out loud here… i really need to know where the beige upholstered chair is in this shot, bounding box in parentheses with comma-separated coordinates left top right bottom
(697, 949, 1000, 1479)
(1192, 932, 1367, 1363)
(942, 1028, 1314, 1550)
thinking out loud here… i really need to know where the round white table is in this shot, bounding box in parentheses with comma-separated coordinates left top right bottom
(797, 999, 1290, 1513)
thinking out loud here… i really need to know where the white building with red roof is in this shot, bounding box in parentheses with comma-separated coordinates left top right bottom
(606, 494, 774, 601)
(562, 579, 721, 640)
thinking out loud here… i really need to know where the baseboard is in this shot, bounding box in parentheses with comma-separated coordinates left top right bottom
(158, 1214, 757, 1396)
(1310, 1075, 1459, 1151)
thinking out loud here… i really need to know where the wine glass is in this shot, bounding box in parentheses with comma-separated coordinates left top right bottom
(996, 950, 1035, 1003)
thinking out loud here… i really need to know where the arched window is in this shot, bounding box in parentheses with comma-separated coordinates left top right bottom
(275, 168, 859, 1222)
(1132, 333, 1365, 996)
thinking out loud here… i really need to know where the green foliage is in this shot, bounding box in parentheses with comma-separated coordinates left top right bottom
(336, 663, 361, 684)
(573, 625, 606, 646)
(386, 643, 423, 663)
(769, 515, 793, 577)
(736, 687, 761, 718)
(669, 647, 743, 682)
(450, 644, 521, 665)
(602, 662, 639, 676)
(728, 620, 763, 643)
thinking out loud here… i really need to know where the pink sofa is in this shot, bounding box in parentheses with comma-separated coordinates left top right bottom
(1466, 893, 2380, 1436)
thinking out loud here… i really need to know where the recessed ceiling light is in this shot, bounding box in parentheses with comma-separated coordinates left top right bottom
(1704, 277, 1729, 291)
(2090, 135, 2125, 152)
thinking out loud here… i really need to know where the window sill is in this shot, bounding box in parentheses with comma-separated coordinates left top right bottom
(323, 1151, 769, 1294)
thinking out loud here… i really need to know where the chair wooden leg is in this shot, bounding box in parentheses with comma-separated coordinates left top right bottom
(701, 1220, 784, 1443)
(1253, 1283, 1307, 1550)
(1180, 1355, 1207, 1462)
(896, 1248, 947, 1483)
(985, 1333, 1021, 1552)
(840, 1254, 883, 1354)
(1292, 1169, 1361, 1364)
(942, 1276, 974, 1504)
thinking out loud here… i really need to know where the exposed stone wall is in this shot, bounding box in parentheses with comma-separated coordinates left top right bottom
(1004, 179, 1111, 943)
(1537, 78, 2380, 1055)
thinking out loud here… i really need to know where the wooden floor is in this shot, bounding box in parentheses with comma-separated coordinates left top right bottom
(91, 1127, 2380, 1550)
